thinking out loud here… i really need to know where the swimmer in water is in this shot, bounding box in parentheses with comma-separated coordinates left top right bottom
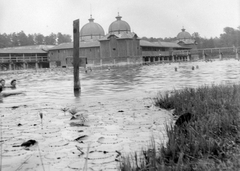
(0, 85, 3, 101)
(1, 79, 17, 89)
(10, 79, 17, 89)
(0, 85, 4, 103)
(0, 79, 23, 98)
(0, 79, 6, 88)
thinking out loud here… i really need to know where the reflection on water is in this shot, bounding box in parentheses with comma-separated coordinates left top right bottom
(1, 59, 240, 106)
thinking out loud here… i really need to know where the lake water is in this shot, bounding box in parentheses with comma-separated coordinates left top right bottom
(1, 59, 240, 171)
(1, 59, 240, 107)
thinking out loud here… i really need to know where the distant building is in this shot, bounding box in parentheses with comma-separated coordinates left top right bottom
(48, 14, 192, 67)
(176, 28, 197, 49)
(0, 45, 54, 70)
(0, 15, 196, 70)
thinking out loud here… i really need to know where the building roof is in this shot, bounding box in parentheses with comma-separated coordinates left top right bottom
(176, 28, 196, 45)
(49, 39, 190, 51)
(177, 39, 196, 45)
(140, 40, 161, 47)
(108, 15, 131, 34)
(100, 32, 139, 41)
(49, 41, 100, 50)
(140, 40, 189, 48)
(80, 15, 105, 41)
(177, 28, 192, 40)
(0, 45, 54, 54)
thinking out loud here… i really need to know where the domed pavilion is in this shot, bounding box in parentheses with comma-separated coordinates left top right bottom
(176, 28, 197, 49)
(80, 15, 105, 41)
(99, 14, 141, 63)
(108, 14, 131, 34)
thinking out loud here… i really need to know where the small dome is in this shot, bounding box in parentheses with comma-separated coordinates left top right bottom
(108, 15, 131, 34)
(177, 28, 192, 40)
(80, 16, 105, 41)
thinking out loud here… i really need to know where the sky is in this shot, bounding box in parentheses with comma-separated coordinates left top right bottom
(0, 0, 239, 39)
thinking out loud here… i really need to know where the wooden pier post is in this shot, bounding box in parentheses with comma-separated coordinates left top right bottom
(35, 63, 38, 69)
(23, 54, 26, 69)
(9, 63, 12, 70)
(219, 49, 222, 60)
(236, 48, 239, 60)
(35, 54, 38, 69)
(202, 50, 205, 61)
(73, 19, 80, 91)
(171, 54, 175, 62)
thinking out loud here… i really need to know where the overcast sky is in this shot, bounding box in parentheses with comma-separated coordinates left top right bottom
(0, 0, 239, 39)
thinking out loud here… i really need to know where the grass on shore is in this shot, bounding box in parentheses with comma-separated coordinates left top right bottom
(120, 84, 240, 171)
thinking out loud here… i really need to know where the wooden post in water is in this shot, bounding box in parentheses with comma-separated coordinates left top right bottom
(202, 50, 205, 61)
(73, 19, 80, 91)
(171, 52, 174, 62)
(236, 48, 239, 60)
(219, 49, 222, 60)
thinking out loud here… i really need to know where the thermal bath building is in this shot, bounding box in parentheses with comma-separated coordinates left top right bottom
(0, 15, 198, 70)
(48, 15, 195, 67)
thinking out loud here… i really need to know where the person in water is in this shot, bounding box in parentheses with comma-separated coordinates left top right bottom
(0, 79, 17, 89)
(0, 81, 22, 98)
(0, 85, 3, 102)
(0, 79, 6, 87)
(10, 79, 17, 89)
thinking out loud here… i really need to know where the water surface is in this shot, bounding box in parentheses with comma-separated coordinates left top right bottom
(1, 59, 240, 171)
(1, 59, 240, 106)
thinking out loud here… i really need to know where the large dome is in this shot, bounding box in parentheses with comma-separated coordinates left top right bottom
(177, 28, 192, 40)
(108, 15, 131, 34)
(80, 16, 105, 41)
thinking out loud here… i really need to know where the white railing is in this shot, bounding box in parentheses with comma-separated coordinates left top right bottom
(0, 56, 49, 63)
(142, 51, 170, 56)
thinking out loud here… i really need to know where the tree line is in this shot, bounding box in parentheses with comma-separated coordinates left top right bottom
(0, 31, 72, 48)
(142, 26, 240, 49)
(1, 26, 239, 49)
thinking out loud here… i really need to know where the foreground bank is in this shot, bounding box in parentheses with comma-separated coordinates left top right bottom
(120, 84, 240, 170)
(0, 92, 173, 171)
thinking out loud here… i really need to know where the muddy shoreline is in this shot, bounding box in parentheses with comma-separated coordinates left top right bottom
(1, 93, 172, 171)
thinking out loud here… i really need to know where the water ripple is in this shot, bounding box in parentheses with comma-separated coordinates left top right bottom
(1, 59, 240, 105)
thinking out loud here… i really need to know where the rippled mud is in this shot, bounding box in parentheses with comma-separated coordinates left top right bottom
(1, 95, 171, 171)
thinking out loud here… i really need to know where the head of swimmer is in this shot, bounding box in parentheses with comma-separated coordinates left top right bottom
(0, 79, 5, 87)
(11, 79, 16, 87)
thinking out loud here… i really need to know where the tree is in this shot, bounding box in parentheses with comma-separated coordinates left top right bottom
(45, 33, 57, 45)
(223, 27, 235, 35)
(27, 34, 35, 45)
(0, 34, 6, 48)
(141, 36, 149, 41)
(192, 32, 201, 46)
(10, 32, 19, 46)
(34, 33, 45, 45)
(208, 38, 215, 48)
(218, 27, 240, 47)
(0, 33, 11, 48)
(163, 37, 176, 42)
(18, 31, 29, 46)
(141, 36, 164, 42)
(213, 37, 221, 47)
(57, 32, 71, 44)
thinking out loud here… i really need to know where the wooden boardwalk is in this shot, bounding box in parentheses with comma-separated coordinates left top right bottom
(0, 55, 49, 70)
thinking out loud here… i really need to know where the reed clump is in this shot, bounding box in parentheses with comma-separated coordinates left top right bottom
(120, 84, 240, 171)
